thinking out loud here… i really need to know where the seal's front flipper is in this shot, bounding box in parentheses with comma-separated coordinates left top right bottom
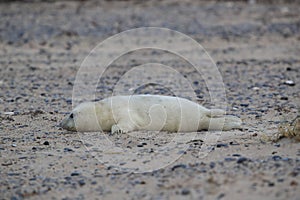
(110, 121, 135, 135)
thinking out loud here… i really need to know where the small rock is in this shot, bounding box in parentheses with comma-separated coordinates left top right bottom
(286, 67, 292, 71)
(272, 155, 281, 161)
(171, 164, 187, 171)
(240, 103, 249, 107)
(71, 171, 81, 176)
(277, 178, 284, 182)
(229, 141, 239, 145)
(290, 180, 298, 186)
(43, 141, 50, 145)
(181, 189, 190, 195)
(273, 143, 280, 147)
(4, 112, 14, 115)
(232, 154, 241, 157)
(225, 157, 236, 162)
(284, 80, 295, 86)
(237, 157, 248, 164)
(66, 99, 72, 104)
(11, 143, 17, 147)
(216, 143, 228, 148)
(2, 160, 13, 166)
(268, 182, 275, 187)
(137, 144, 143, 147)
(282, 157, 291, 162)
(78, 179, 85, 186)
(209, 162, 215, 168)
(91, 181, 97, 185)
(64, 148, 74, 152)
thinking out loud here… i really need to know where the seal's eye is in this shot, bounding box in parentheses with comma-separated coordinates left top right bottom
(70, 113, 74, 119)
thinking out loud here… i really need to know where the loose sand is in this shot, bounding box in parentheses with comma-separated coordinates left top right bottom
(0, 1, 299, 199)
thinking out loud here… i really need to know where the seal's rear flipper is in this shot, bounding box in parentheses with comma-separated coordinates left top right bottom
(206, 115, 242, 131)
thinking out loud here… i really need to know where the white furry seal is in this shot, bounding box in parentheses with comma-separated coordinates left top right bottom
(59, 95, 242, 134)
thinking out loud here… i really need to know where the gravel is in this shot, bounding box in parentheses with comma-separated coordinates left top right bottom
(0, 0, 299, 199)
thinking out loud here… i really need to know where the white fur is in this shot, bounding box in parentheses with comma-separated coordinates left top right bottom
(59, 95, 242, 134)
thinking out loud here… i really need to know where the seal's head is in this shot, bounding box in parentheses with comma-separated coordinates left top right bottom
(59, 102, 101, 132)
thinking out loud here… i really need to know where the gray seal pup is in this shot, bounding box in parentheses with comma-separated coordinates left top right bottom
(59, 95, 242, 134)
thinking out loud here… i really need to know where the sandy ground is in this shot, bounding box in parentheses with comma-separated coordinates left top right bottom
(0, 0, 299, 199)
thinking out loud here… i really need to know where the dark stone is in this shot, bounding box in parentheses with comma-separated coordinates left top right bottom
(240, 103, 249, 107)
(181, 189, 190, 195)
(64, 148, 74, 152)
(171, 164, 187, 171)
(216, 143, 228, 148)
(209, 162, 215, 168)
(272, 155, 282, 161)
(237, 157, 248, 164)
(268, 182, 275, 187)
(229, 141, 239, 145)
(224, 157, 236, 162)
(91, 181, 97, 185)
(43, 141, 50, 145)
(78, 179, 85, 186)
(71, 171, 81, 176)
(273, 144, 280, 147)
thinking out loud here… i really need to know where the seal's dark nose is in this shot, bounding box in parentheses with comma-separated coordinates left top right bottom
(59, 114, 76, 132)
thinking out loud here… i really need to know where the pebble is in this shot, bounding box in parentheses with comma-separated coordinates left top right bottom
(181, 189, 190, 195)
(11, 143, 17, 147)
(91, 181, 97, 185)
(71, 171, 81, 176)
(229, 141, 239, 145)
(283, 80, 295, 86)
(63, 147, 74, 152)
(237, 157, 248, 164)
(137, 142, 147, 147)
(268, 182, 275, 187)
(225, 157, 236, 162)
(273, 143, 280, 147)
(171, 164, 187, 171)
(1, 2, 300, 199)
(240, 103, 249, 107)
(272, 155, 282, 161)
(282, 157, 291, 162)
(78, 179, 85, 186)
(4, 112, 14, 115)
(2, 160, 13, 166)
(216, 143, 228, 148)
